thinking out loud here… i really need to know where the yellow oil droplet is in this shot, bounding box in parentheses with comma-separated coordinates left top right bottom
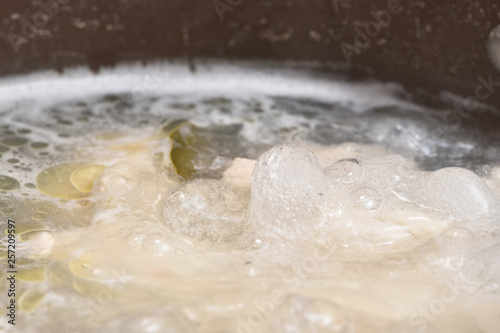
(19, 230, 50, 242)
(70, 164, 106, 193)
(36, 163, 91, 199)
(19, 289, 45, 312)
(17, 266, 46, 282)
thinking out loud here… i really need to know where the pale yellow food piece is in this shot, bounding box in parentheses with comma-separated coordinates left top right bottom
(222, 158, 256, 189)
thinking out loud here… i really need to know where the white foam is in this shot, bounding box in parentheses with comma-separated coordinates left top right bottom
(0, 60, 416, 112)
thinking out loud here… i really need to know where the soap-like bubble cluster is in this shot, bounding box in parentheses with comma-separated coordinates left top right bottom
(250, 144, 327, 242)
(410, 167, 500, 232)
(162, 179, 249, 243)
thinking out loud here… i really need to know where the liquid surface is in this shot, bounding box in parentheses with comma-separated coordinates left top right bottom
(1, 63, 500, 333)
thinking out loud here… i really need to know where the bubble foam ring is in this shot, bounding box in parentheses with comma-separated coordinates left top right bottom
(162, 179, 249, 243)
(410, 167, 500, 231)
(249, 144, 328, 242)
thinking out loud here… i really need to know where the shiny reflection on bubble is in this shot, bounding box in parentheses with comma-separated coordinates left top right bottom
(142, 233, 171, 257)
(324, 158, 363, 184)
(350, 186, 382, 210)
(488, 25, 500, 72)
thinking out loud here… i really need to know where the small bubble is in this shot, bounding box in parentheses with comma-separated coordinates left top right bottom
(142, 233, 172, 257)
(324, 158, 363, 184)
(350, 186, 382, 210)
(253, 239, 263, 248)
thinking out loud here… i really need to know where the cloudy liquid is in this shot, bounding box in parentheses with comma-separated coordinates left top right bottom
(0, 63, 500, 333)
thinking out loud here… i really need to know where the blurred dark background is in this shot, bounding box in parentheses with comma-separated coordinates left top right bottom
(1, 0, 500, 107)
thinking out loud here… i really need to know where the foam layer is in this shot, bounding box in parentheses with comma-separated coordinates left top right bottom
(0, 64, 499, 333)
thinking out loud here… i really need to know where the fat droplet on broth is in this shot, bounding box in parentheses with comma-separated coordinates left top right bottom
(18, 289, 45, 312)
(0, 136, 28, 147)
(0, 174, 20, 191)
(70, 164, 106, 193)
(36, 163, 105, 199)
(30, 142, 49, 149)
